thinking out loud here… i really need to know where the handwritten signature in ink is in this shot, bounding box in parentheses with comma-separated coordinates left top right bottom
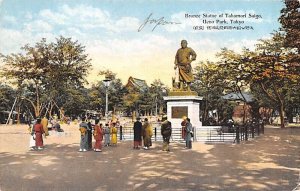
(138, 13, 181, 32)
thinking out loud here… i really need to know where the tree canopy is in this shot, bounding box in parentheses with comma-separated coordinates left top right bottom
(0, 36, 92, 118)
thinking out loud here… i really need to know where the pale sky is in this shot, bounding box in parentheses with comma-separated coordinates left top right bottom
(0, 0, 283, 87)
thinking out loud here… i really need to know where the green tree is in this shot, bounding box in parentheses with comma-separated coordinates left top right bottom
(0, 84, 16, 111)
(216, 48, 255, 124)
(149, 79, 168, 116)
(0, 36, 92, 117)
(96, 70, 126, 116)
(193, 61, 229, 124)
(249, 32, 298, 128)
(123, 87, 141, 117)
(61, 87, 90, 117)
(279, 0, 300, 122)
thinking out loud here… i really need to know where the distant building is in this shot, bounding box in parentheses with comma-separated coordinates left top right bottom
(125, 76, 148, 92)
(223, 92, 254, 124)
(222, 92, 254, 103)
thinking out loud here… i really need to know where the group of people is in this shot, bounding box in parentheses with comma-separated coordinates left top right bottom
(79, 117, 118, 152)
(159, 115, 194, 151)
(132, 115, 177, 152)
(78, 114, 195, 153)
(133, 117, 154, 150)
(28, 115, 194, 152)
(181, 116, 194, 149)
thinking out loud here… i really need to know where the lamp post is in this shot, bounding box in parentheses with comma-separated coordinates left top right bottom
(103, 76, 111, 122)
(155, 96, 158, 117)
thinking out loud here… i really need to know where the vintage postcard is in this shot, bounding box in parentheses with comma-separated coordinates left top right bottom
(0, 0, 299, 191)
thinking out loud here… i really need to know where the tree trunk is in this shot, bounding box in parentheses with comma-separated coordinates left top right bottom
(279, 103, 285, 128)
(242, 102, 247, 124)
(35, 82, 40, 117)
(272, 82, 285, 128)
(17, 105, 21, 124)
(203, 93, 209, 124)
(259, 82, 285, 128)
(49, 102, 54, 118)
(286, 105, 294, 123)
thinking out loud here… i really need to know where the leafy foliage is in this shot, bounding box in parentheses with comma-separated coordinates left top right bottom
(0, 36, 92, 117)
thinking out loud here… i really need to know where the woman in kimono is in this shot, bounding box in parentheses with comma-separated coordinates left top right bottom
(103, 123, 111, 147)
(93, 120, 103, 152)
(41, 116, 49, 136)
(142, 118, 153, 150)
(34, 118, 45, 150)
(79, 117, 88, 152)
(110, 123, 118, 146)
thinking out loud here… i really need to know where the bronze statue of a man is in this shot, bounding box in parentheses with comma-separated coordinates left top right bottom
(174, 40, 197, 91)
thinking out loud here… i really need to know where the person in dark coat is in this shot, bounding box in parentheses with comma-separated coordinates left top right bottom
(161, 115, 172, 152)
(87, 119, 93, 150)
(133, 117, 142, 149)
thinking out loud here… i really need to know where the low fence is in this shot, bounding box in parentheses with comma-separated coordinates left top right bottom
(234, 122, 264, 143)
(195, 126, 236, 143)
(117, 121, 264, 144)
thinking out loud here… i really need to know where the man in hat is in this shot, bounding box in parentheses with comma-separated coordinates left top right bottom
(133, 117, 142, 149)
(161, 115, 172, 152)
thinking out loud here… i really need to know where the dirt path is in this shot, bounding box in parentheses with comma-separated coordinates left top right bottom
(0, 124, 299, 191)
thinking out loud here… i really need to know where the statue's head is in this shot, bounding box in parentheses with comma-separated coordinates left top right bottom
(181, 40, 187, 48)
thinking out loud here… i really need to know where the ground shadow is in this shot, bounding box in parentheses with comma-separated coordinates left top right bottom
(0, 127, 299, 191)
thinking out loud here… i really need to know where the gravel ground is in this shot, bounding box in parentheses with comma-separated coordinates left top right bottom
(0, 124, 299, 191)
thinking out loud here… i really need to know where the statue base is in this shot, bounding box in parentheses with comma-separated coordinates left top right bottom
(163, 95, 203, 141)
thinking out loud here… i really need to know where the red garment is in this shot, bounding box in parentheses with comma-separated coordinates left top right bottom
(94, 125, 103, 150)
(34, 124, 44, 147)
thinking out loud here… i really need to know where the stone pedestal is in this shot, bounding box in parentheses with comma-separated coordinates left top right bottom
(163, 95, 203, 141)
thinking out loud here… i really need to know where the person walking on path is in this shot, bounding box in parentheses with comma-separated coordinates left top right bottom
(34, 118, 45, 150)
(41, 116, 49, 136)
(133, 117, 142, 149)
(185, 118, 193, 149)
(103, 123, 111, 147)
(110, 123, 118, 146)
(93, 120, 103, 152)
(79, 117, 89, 152)
(161, 115, 172, 152)
(142, 118, 153, 150)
